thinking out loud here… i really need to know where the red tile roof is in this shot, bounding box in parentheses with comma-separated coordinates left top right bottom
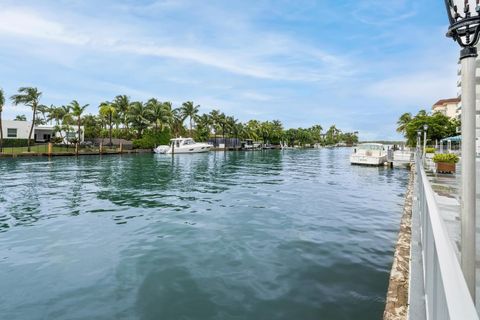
(433, 98, 460, 107)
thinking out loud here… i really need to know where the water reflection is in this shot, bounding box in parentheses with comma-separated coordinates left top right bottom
(0, 149, 408, 320)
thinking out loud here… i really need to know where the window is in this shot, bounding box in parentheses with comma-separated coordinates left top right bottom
(7, 128, 17, 138)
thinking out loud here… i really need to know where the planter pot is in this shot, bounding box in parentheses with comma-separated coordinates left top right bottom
(436, 162, 456, 174)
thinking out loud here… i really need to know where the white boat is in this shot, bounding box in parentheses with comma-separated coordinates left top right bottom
(154, 137, 212, 154)
(241, 139, 262, 150)
(350, 143, 387, 166)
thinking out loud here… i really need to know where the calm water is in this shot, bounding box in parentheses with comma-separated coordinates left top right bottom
(0, 149, 408, 320)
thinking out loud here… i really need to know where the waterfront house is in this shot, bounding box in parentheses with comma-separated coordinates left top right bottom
(1, 120, 84, 144)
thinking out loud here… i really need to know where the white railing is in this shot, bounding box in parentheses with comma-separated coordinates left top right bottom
(415, 154, 478, 320)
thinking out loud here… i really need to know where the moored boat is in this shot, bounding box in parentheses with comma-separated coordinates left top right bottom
(154, 137, 212, 154)
(350, 143, 387, 166)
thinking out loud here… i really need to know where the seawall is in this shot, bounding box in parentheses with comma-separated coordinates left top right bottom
(383, 164, 414, 320)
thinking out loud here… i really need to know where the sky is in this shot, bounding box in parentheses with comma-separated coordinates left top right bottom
(0, 0, 460, 140)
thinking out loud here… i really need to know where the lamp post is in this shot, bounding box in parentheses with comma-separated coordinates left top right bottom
(444, 0, 479, 300)
(423, 124, 429, 159)
(417, 130, 422, 152)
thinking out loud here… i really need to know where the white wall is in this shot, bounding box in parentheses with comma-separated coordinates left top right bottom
(1, 120, 31, 139)
(1, 121, 84, 143)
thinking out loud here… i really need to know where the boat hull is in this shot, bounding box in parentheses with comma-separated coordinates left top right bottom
(167, 145, 212, 154)
(350, 155, 387, 166)
(154, 144, 212, 154)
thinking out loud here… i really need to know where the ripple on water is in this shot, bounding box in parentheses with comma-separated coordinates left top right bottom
(0, 149, 408, 320)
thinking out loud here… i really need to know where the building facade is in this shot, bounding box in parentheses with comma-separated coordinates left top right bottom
(1, 120, 84, 143)
(431, 98, 460, 119)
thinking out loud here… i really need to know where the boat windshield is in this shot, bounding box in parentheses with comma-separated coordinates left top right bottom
(358, 144, 383, 151)
(183, 139, 195, 145)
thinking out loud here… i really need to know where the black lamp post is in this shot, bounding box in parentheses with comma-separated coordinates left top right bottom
(444, 0, 480, 299)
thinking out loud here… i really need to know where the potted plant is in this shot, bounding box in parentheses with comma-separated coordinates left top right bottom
(425, 147, 436, 159)
(433, 153, 459, 174)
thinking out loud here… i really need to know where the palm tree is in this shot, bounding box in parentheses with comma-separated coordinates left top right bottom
(169, 108, 184, 137)
(112, 95, 131, 132)
(146, 98, 172, 131)
(396, 112, 412, 134)
(45, 104, 57, 125)
(245, 120, 260, 140)
(0, 88, 4, 151)
(218, 112, 227, 143)
(127, 101, 150, 138)
(36, 104, 50, 125)
(180, 101, 200, 137)
(195, 113, 212, 141)
(209, 109, 221, 145)
(99, 102, 116, 146)
(225, 116, 239, 147)
(10, 87, 42, 151)
(70, 100, 89, 142)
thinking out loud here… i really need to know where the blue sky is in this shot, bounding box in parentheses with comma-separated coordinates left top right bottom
(0, 0, 459, 140)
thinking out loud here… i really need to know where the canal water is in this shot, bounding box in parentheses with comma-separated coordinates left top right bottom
(0, 148, 408, 320)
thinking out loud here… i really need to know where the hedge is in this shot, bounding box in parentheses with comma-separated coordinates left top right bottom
(133, 129, 171, 149)
(0, 139, 30, 147)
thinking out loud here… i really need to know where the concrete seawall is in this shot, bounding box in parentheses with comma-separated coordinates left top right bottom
(383, 164, 414, 320)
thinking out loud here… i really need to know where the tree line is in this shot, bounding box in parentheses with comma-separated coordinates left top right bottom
(396, 110, 459, 146)
(0, 87, 359, 150)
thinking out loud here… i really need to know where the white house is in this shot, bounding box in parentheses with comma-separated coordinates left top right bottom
(1, 120, 84, 143)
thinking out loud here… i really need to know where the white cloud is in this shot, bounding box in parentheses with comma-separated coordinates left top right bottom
(351, 0, 418, 26)
(0, 5, 354, 82)
(365, 71, 457, 108)
(242, 91, 275, 102)
(0, 8, 89, 45)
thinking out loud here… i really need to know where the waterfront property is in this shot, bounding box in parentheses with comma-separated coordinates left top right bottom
(0, 149, 407, 319)
(0, 120, 84, 144)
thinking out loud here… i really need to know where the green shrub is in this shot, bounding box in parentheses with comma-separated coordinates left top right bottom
(50, 137, 63, 144)
(0, 139, 30, 147)
(425, 147, 436, 154)
(433, 153, 459, 164)
(133, 129, 171, 149)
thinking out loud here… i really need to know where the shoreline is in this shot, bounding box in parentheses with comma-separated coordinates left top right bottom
(383, 164, 414, 319)
(0, 145, 351, 158)
(0, 149, 153, 158)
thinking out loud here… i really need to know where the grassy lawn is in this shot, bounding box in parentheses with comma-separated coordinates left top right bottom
(0, 145, 122, 154)
(0, 145, 73, 154)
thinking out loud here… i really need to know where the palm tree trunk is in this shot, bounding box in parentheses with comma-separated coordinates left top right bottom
(222, 127, 226, 150)
(28, 106, 37, 152)
(190, 117, 192, 137)
(109, 114, 113, 146)
(78, 117, 81, 142)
